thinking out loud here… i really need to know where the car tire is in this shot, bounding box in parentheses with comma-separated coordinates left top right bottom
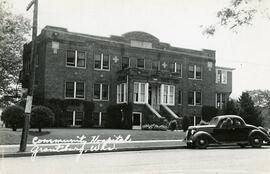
(195, 136, 208, 149)
(249, 134, 263, 148)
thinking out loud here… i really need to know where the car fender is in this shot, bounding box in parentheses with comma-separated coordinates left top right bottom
(192, 131, 220, 144)
(249, 129, 270, 143)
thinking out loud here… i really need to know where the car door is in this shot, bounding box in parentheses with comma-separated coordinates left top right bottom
(213, 118, 235, 143)
(232, 118, 252, 142)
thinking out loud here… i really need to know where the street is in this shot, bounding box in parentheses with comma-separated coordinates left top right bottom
(1, 146, 270, 174)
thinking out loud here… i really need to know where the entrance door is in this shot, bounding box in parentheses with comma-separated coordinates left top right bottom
(132, 112, 142, 130)
(149, 85, 160, 111)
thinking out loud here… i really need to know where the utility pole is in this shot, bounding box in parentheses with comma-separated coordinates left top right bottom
(19, 0, 38, 152)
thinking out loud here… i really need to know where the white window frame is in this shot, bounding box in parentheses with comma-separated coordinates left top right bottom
(132, 112, 142, 130)
(216, 69, 228, 84)
(189, 65, 202, 80)
(93, 83, 110, 101)
(68, 111, 84, 126)
(133, 82, 148, 104)
(65, 81, 85, 99)
(188, 91, 202, 106)
(160, 84, 175, 105)
(136, 58, 145, 69)
(171, 62, 182, 75)
(122, 57, 130, 69)
(66, 50, 86, 68)
(117, 83, 127, 103)
(216, 93, 226, 109)
(94, 53, 110, 71)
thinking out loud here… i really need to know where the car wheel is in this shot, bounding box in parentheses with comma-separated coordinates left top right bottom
(249, 134, 263, 148)
(195, 136, 208, 149)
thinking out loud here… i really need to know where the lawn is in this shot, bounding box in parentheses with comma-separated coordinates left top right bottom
(0, 128, 185, 145)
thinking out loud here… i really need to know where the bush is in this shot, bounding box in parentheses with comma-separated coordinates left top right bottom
(202, 105, 219, 122)
(106, 104, 132, 129)
(168, 120, 178, 131)
(182, 116, 191, 132)
(1, 105, 24, 131)
(142, 124, 168, 131)
(31, 105, 54, 132)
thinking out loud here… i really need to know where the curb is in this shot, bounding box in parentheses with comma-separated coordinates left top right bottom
(1, 145, 186, 158)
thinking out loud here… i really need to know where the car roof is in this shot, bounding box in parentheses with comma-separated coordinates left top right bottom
(213, 115, 242, 120)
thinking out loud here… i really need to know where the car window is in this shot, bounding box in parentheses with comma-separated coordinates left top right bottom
(219, 118, 233, 128)
(209, 117, 219, 126)
(232, 118, 244, 127)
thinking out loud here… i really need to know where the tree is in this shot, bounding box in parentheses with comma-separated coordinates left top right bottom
(247, 90, 270, 108)
(238, 92, 262, 126)
(1, 105, 24, 131)
(223, 99, 239, 115)
(30, 106, 54, 132)
(182, 116, 191, 132)
(0, 0, 31, 107)
(247, 90, 270, 128)
(201, 105, 219, 122)
(203, 0, 269, 35)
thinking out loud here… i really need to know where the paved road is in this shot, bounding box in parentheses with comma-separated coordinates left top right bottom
(1, 146, 270, 174)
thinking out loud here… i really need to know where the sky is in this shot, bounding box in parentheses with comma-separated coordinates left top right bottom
(7, 0, 270, 99)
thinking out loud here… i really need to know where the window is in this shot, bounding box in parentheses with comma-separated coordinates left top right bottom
(122, 57, 130, 69)
(94, 83, 109, 100)
(178, 90, 182, 105)
(65, 81, 85, 99)
(188, 91, 202, 106)
(188, 65, 202, 79)
(94, 53, 110, 70)
(93, 112, 106, 127)
(131, 40, 152, 49)
(216, 70, 227, 84)
(66, 50, 86, 68)
(117, 83, 127, 103)
(137, 58, 145, 69)
(133, 82, 148, 103)
(152, 61, 160, 71)
(216, 93, 226, 109)
(66, 111, 84, 126)
(161, 84, 175, 105)
(170, 62, 182, 75)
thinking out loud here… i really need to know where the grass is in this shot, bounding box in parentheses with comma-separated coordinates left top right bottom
(0, 128, 185, 145)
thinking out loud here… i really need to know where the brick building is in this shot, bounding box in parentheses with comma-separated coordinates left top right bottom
(20, 26, 234, 129)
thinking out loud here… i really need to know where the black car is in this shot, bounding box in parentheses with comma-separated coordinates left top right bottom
(185, 115, 270, 149)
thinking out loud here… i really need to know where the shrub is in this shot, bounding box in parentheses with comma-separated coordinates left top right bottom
(201, 105, 219, 122)
(168, 120, 178, 131)
(1, 105, 24, 131)
(31, 105, 54, 132)
(106, 104, 132, 129)
(182, 116, 191, 132)
(142, 124, 168, 131)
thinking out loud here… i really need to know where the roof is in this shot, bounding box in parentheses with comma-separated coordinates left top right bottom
(216, 66, 236, 71)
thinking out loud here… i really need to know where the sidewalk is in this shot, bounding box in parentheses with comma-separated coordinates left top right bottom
(0, 139, 186, 158)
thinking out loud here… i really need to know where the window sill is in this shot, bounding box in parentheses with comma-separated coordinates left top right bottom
(94, 68, 110, 72)
(188, 104, 202, 107)
(188, 78, 202, 80)
(66, 65, 86, 69)
(65, 97, 85, 100)
(134, 102, 147, 104)
(117, 101, 127, 104)
(93, 99, 109, 102)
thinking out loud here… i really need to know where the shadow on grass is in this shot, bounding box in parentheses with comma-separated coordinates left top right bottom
(29, 131, 50, 136)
